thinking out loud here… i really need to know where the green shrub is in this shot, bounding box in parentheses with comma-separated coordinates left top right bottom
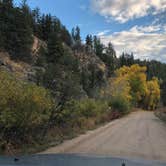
(78, 99, 108, 118)
(57, 99, 108, 126)
(0, 70, 54, 142)
(109, 96, 131, 114)
(79, 99, 99, 118)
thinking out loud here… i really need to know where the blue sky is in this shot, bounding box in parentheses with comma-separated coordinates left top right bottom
(14, 0, 122, 37)
(14, 0, 166, 62)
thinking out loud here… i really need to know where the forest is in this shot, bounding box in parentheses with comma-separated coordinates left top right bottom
(0, 0, 166, 154)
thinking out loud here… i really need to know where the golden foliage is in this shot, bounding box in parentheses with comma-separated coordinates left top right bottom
(109, 64, 160, 110)
(145, 77, 160, 110)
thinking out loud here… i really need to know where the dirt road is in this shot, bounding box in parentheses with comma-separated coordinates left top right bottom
(42, 111, 166, 161)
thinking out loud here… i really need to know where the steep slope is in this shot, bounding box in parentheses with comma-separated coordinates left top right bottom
(74, 50, 107, 74)
(0, 52, 31, 80)
(32, 36, 47, 58)
(0, 37, 108, 97)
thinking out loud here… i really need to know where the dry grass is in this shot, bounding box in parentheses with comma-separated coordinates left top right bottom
(0, 52, 31, 80)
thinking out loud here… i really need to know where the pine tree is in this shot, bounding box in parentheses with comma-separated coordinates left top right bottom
(105, 42, 117, 75)
(61, 26, 72, 46)
(93, 36, 103, 57)
(106, 43, 116, 58)
(21, 0, 33, 27)
(12, 0, 33, 60)
(71, 26, 82, 50)
(119, 52, 134, 67)
(0, 0, 33, 60)
(40, 14, 46, 40)
(75, 26, 81, 43)
(85, 35, 93, 53)
(32, 7, 42, 37)
(0, 0, 13, 50)
(44, 14, 52, 41)
(71, 26, 81, 43)
(47, 32, 64, 63)
(71, 27, 75, 42)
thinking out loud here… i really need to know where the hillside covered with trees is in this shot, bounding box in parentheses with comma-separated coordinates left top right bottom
(0, 0, 166, 154)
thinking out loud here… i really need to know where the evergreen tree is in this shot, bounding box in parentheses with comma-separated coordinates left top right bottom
(0, 0, 33, 61)
(119, 52, 134, 67)
(75, 26, 81, 43)
(32, 7, 43, 38)
(106, 43, 116, 58)
(14, 1, 33, 60)
(47, 32, 64, 63)
(44, 14, 52, 41)
(21, 0, 33, 27)
(85, 34, 93, 53)
(61, 26, 72, 46)
(105, 42, 117, 75)
(0, 0, 13, 50)
(40, 14, 46, 40)
(71, 26, 82, 50)
(93, 36, 103, 57)
(71, 28, 75, 42)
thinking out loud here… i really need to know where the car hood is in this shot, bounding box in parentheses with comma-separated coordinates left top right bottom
(0, 154, 165, 166)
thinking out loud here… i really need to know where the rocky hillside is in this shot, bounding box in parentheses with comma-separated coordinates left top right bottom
(0, 52, 31, 80)
(0, 36, 45, 80)
(0, 36, 108, 98)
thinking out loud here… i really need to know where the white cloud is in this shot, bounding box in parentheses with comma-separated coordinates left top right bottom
(91, 0, 166, 23)
(97, 30, 110, 36)
(135, 25, 161, 33)
(99, 25, 166, 62)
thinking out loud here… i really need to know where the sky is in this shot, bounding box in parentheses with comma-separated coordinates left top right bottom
(14, 0, 166, 62)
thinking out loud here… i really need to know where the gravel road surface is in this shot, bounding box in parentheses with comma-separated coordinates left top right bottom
(42, 111, 166, 161)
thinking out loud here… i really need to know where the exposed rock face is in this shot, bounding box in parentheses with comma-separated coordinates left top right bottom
(32, 36, 46, 59)
(0, 37, 46, 81)
(73, 49, 107, 72)
(74, 50, 108, 82)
